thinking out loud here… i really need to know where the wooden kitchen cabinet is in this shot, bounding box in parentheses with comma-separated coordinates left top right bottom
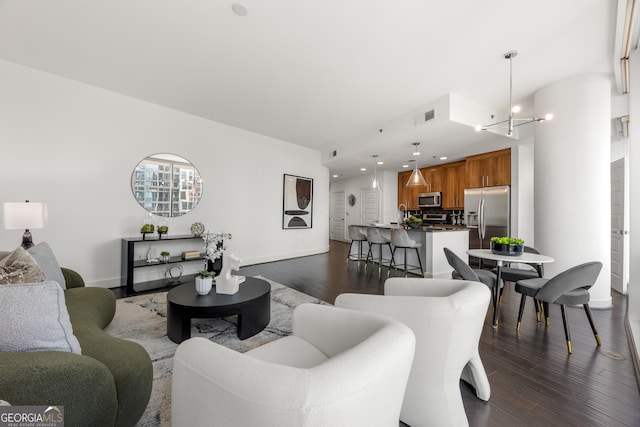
(420, 166, 442, 192)
(397, 170, 424, 210)
(465, 148, 511, 188)
(442, 161, 465, 209)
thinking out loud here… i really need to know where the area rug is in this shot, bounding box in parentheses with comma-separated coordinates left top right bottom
(105, 277, 328, 427)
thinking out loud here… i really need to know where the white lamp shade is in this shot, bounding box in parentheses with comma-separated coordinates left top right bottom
(3, 202, 47, 230)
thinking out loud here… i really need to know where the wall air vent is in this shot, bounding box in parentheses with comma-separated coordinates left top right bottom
(414, 109, 436, 126)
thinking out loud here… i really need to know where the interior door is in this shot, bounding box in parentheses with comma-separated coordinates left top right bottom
(330, 191, 346, 241)
(361, 188, 380, 225)
(611, 159, 628, 294)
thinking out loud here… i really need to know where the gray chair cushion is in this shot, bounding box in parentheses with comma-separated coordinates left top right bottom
(515, 278, 547, 297)
(499, 267, 540, 283)
(554, 288, 590, 306)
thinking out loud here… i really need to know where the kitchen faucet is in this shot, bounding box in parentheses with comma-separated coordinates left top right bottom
(398, 203, 408, 219)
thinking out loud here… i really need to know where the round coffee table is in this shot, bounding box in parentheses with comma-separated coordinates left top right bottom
(167, 276, 271, 343)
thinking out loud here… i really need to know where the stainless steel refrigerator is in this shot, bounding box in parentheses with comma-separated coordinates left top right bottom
(464, 186, 510, 266)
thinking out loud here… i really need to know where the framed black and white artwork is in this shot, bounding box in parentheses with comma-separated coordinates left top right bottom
(282, 174, 313, 229)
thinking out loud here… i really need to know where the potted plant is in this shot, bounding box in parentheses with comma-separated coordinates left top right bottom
(404, 215, 423, 229)
(194, 270, 214, 295)
(160, 251, 170, 263)
(490, 236, 524, 256)
(195, 231, 232, 295)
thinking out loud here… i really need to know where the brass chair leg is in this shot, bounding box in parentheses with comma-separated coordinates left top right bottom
(583, 304, 602, 346)
(516, 294, 527, 331)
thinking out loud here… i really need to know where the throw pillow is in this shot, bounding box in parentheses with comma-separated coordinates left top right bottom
(0, 281, 81, 354)
(28, 242, 66, 290)
(0, 247, 46, 285)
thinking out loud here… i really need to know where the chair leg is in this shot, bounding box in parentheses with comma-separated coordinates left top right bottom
(385, 243, 392, 277)
(560, 304, 572, 354)
(543, 302, 551, 326)
(390, 247, 397, 274)
(413, 247, 424, 277)
(583, 304, 602, 346)
(403, 248, 408, 277)
(516, 295, 527, 331)
(534, 299, 541, 322)
(365, 243, 373, 271)
(346, 241, 354, 266)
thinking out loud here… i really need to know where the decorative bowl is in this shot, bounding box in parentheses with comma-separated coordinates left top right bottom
(490, 241, 524, 256)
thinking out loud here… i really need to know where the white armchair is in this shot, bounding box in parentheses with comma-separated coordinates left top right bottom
(171, 303, 415, 427)
(335, 278, 491, 427)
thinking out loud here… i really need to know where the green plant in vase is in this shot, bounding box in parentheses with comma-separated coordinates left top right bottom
(490, 236, 524, 245)
(404, 215, 422, 229)
(490, 236, 524, 255)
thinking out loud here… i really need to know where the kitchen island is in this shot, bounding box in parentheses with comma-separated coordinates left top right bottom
(349, 224, 469, 278)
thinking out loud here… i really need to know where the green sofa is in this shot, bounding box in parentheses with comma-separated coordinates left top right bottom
(0, 267, 153, 427)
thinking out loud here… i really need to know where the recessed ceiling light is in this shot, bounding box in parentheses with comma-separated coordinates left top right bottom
(440, 156, 447, 160)
(360, 168, 367, 171)
(377, 160, 384, 165)
(232, 3, 249, 16)
(332, 174, 339, 178)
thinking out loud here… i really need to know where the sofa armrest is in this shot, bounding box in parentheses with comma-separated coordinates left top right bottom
(0, 351, 118, 426)
(61, 267, 85, 289)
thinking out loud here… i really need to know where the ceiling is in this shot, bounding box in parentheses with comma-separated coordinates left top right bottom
(0, 1, 617, 180)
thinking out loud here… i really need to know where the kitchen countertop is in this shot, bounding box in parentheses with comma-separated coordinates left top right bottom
(358, 224, 469, 232)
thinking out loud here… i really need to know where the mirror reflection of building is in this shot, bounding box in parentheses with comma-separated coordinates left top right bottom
(131, 153, 203, 217)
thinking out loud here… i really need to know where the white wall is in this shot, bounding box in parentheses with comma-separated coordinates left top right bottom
(0, 60, 329, 287)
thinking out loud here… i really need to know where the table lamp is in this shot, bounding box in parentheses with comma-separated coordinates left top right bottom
(3, 200, 47, 249)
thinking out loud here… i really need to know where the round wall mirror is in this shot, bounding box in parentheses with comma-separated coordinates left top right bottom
(131, 153, 203, 217)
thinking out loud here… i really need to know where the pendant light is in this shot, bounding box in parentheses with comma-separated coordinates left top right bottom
(475, 50, 552, 136)
(406, 142, 427, 187)
(369, 155, 383, 190)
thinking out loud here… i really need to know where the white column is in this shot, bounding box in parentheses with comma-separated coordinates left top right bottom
(533, 74, 612, 308)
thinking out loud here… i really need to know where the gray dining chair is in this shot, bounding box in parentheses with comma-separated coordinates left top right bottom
(347, 225, 368, 269)
(443, 247, 503, 324)
(514, 261, 602, 354)
(365, 227, 392, 277)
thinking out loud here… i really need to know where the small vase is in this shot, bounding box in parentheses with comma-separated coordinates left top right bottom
(194, 276, 213, 295)
(208, 256, 223, 277)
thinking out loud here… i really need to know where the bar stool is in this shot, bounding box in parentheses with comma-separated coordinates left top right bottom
(390, 228, 424, 277)
(365, 227, 393, 277)
(347, 225, 368, 269)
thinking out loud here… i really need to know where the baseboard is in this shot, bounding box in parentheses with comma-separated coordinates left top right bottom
(241, 246, 331, 266)
(624, 317, 640, 393)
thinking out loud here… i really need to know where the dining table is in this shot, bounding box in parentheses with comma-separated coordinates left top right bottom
(466, 248, 555, 328)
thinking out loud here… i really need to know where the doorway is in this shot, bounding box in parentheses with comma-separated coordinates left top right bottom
(361, 188, 380, 225)
(611, 158, 628, 294)
(330, 190, 346, 241)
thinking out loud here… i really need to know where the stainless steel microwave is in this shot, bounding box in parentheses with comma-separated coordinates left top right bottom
(418, 192, 441, 208)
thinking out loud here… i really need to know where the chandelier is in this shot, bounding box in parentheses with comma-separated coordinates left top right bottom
(475, 50, 553, 137)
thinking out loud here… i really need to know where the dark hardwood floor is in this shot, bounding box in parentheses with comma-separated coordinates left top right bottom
(237, 240, 640, 427)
